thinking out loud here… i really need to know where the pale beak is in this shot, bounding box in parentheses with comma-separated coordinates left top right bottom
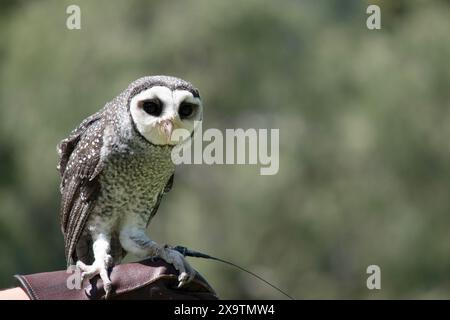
(160, 119, 174, 143)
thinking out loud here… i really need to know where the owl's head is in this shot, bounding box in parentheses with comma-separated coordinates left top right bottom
(128, 76, 203, 146)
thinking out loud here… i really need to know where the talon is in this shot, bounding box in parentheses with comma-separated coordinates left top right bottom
(178, 272, 189, 285)
(104, 282, 112, 299)
(177, 272, 189, 288)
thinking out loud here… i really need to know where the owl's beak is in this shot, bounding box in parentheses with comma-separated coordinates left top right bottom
(160, 119, 174, 143)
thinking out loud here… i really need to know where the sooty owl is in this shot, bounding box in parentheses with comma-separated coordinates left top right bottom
(57, 76, 203, 297)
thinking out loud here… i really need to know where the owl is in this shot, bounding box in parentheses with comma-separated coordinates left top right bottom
(57, 76, 203, 297)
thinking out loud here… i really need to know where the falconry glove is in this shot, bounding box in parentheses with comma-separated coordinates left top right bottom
(14, 258, 218, 300)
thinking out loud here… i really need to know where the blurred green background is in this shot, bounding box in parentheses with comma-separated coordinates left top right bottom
(1, 0, 450, 299)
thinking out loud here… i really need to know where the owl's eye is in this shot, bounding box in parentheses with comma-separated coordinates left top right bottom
(179, 103, 195, 119)
(142, 99, 162, 117)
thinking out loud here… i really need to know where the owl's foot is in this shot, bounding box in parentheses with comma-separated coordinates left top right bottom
(159, 246, 196, 288)
(76, 255, 113, 298)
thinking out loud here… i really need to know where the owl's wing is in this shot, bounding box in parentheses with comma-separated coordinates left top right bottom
(57, 110, 105, 177)
(146, 174, 174, 227)
(57, 111, 106, 266)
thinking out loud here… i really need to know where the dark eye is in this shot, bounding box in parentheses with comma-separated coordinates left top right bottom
(142, 99, 162, 116)
(179, 103, 196, 119)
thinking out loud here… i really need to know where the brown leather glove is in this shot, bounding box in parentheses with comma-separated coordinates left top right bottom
(15, 258, 218, 300)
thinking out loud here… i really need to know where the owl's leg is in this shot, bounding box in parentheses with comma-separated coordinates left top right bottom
(119, 227, 196, 287)
(76, 233, 113, 298)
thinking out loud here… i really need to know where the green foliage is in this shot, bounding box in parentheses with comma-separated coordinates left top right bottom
(1, 0, 449, 298)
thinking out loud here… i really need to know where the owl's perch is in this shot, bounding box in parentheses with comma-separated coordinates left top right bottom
(13, 258, 217, 300)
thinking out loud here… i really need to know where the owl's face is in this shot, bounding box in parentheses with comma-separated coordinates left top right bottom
(129, 86, 203, 145)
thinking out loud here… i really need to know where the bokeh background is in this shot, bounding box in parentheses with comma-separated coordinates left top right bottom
(1, 0, 450, 299)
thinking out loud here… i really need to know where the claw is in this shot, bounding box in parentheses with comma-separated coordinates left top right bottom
(177, 272, 189, 288)
(104, 282, 112, 299)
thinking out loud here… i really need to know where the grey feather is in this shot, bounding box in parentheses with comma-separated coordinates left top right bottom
(58, 115, 106, 265)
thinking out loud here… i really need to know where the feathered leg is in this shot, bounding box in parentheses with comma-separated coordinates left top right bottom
(76, 233, 113, 298)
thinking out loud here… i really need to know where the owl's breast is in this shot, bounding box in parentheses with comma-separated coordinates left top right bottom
(92, 145, 175, 227)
